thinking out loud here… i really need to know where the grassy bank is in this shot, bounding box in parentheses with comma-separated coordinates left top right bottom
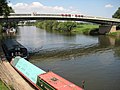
(107, 30, 120, 37)
(0, 80, 9, 90)
(73, 24, 99, 34)
(35, 20, 99, 34)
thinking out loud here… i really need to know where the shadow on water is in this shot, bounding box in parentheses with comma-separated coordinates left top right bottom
(29, 43, 98, 59)
(30, 35, 120, 60)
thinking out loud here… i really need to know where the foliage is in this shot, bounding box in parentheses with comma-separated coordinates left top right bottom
(52, 21, 59, 30)
(0, 0, 14, 17)
(107, 31, 120, 36)
(35, 20, 99, 34)
(112, 7, 120, 19)
(9, 6, 14, 13)
(112, 7, 120, 30)
(73, 24, 99, 34)
(0, 80, 9, 90)
(61, 22, 76, 32)
(35, 20, 77, 32)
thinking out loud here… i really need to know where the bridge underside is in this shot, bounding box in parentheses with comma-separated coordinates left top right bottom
(0, 17, 119, 34)
(0, 17, 119, 25)
(99, 25, 116, 34)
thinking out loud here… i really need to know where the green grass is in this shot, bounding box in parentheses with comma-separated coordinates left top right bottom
(72, 24, 99, 34)
(0, 80, 9, 90)
(107, 30, 120, 36)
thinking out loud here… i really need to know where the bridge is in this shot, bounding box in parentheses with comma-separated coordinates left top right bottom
(0, 13, 120, 34)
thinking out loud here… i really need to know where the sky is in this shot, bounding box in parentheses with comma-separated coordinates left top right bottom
(7, 0, 120, 18)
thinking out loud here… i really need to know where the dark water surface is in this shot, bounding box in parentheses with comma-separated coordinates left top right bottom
(16, 26, 120, 90)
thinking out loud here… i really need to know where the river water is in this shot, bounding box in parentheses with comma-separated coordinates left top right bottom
(16, 26, 120, 90)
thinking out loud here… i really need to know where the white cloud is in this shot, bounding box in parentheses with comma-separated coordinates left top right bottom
(105, 4, 113, 8)
(13, 3, 28, 10)
(10, 2, 80, 14)
(8, 3, 13, 7)
(32, 2, 43, 7)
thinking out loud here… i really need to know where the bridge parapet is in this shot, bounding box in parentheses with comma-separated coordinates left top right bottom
(0, 13, 120, 24)
(0, 13, 120, 32)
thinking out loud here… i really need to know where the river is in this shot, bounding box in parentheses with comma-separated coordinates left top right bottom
(15, 26, 120, 90)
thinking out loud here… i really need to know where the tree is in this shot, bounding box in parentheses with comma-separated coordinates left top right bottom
(112, 7, 120, 30)
(52, 21, 59, 30)
(57, 22, 66, 31)
(57, 21, 76, 32)
(112, 7, 120, 19)
(35, 20, 77, 32)
(0, 0, 14, 17)
(64, 22, 76, 32)
(9, 6, 14, 13)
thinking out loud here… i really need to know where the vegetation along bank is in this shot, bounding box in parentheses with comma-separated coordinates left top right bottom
(35, 20, 99, 35)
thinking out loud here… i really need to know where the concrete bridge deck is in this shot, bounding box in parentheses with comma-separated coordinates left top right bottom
(0, 14, 120, 24)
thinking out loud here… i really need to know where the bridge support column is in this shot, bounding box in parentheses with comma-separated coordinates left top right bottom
(99, 25, 116, 34)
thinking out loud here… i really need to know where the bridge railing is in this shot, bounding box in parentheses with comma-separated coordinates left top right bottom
(0, 13, 120, 23)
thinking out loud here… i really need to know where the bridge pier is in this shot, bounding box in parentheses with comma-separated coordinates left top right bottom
(99, 25, 116, 34)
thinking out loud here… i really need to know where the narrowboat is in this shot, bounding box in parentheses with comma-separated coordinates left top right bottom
(37, 71, 83, 90)
(10, 56, 46, 89)
(10, 56, 83, 90)
(1, 39, 28, 62)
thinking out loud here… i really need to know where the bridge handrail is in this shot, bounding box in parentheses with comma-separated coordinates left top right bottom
(82, 15, 120, 22)
(0, 13, 120, 23)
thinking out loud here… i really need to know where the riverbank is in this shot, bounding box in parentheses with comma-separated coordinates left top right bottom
(107, 30, 120, 37)
(72, 23, 99, 34)
(35, 20, 99, 34)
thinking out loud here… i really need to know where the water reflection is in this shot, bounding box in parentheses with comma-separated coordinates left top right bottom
(98, 35, 120, 60)
(16, 26, 98, 53)
(15, 26, 120, 60)
(98, 35, 115, 46)
(30, 35, 120, 59)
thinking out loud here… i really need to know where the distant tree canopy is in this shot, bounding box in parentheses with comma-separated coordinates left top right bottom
(112, 7, 120, 19)
(112, 7, 120, 30)
(35, 20, 77, 32)
(0, 0, 14, 17)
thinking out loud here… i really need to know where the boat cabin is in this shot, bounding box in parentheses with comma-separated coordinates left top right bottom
(37, 71, 83, 90)
(1, 39, 28, 61)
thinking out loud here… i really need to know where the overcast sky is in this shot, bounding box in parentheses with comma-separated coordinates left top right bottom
(8, 0, 120, 18)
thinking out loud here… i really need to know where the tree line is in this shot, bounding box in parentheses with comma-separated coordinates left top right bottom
(35, 20, 77, 32)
